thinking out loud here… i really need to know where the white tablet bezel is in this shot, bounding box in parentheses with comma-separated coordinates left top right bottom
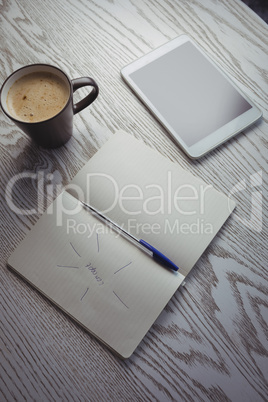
(121, 34, 262, 159)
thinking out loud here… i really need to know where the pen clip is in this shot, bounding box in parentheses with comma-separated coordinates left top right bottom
(139, 239, 179, 272)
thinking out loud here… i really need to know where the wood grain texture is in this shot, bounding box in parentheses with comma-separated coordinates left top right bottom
(0, 0, 267, 401)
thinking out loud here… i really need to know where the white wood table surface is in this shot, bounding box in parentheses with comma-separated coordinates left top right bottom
(1, 0, 267, 401)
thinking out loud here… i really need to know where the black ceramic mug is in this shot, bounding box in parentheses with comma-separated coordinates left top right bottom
(0, 64, 99, 148)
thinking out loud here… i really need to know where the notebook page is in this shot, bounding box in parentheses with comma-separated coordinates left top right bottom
(68, 131, 236, 277)
(8, 191, 185, 358)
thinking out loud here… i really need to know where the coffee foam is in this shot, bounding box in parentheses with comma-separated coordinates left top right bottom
(7, 72, 69, 123)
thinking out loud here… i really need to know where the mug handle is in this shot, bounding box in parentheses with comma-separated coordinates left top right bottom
(72, 77, 99, 115)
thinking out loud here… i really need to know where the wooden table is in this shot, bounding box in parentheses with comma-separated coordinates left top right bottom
(1, 0, 267, 400)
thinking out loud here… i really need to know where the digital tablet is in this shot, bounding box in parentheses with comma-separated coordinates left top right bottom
(121, 35, 262, 159)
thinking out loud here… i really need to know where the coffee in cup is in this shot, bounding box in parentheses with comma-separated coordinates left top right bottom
(0, 64, 99, 148)
(7, 71, 70, 123)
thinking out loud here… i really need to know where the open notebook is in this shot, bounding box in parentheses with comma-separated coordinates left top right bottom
(8, 131, 235, 358)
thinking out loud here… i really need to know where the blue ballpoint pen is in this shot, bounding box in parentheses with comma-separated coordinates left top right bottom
(81, 201, 179, 272)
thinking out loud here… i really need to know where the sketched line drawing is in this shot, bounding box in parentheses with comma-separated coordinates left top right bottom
(80, 287, 89, 301)
(113, 291, 129, 309)
(56, 235, 132, 308)
(70, 242, 81, 257)
(96, 233, 100, 253)
(114, 261, 132, 274)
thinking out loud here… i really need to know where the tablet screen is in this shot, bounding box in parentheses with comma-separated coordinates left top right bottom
(128, 41, 252, 147)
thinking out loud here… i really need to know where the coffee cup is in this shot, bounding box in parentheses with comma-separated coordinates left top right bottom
(0, 64, 99, 148)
